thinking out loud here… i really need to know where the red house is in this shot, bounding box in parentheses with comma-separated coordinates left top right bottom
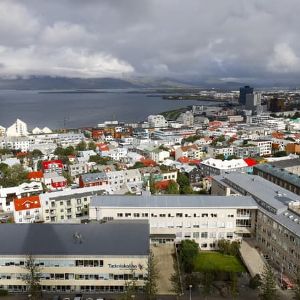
(42, 160, 63, 174)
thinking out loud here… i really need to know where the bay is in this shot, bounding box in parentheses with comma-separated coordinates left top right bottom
(0, 90, 214, 129)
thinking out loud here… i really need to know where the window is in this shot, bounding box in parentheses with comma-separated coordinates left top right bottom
(117, 213, 123, 217)
(226, 232, 234, 239)
(193, 232, 199, 239)
(201, 232, 208, 238)
(202, 213, 208, 217)
(77, 199, 81, 204)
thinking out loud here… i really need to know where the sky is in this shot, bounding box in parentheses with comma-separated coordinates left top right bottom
(0, 0, 300, 83)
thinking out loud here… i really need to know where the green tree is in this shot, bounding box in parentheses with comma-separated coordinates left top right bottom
(0, 164, 29, 187)
(120, 267, 137, 300)
(30, 149, 43, 158)
(166, 180, 179, 194)
(177, 173, 193, 194)
(170, 259, 183, 299)
(22, 255, 42, 300)
(230, 272, 238, 299)
(89, 155, 110, 165)
(0, 162, 8, 173)
(201, 271, 214, 299)
(179, 240, 199, 273)
(88, 141, 97, 150)
(293, 270, 300, 300)
(76, 141, 87, 151)
(144, 251, 159, 300)
(249, 274, 262, 290)
(62, 170, 73, 185)
(259, 264, 278, 300)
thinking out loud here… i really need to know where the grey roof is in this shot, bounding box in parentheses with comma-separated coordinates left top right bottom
(0, 222, 149, 256)
(269, 158, 300, 169)
(254, 164, 300, 189)
(49, 190, 104, 201)
(81, 172, 108, 183)
(90, 195, 257, 208)
(262, 208, 300, 238)
(219, 173, 299, 214)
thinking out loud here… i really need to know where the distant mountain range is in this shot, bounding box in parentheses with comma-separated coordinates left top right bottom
(0, 76, 245, 90)
(0, 75, 292, 90)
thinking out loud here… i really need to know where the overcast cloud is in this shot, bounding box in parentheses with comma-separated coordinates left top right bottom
(0, 0, 300, 82)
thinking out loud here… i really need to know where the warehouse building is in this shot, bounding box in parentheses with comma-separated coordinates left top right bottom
(0, 222, 149, 294)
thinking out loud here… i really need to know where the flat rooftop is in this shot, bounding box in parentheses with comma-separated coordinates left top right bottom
(90, 195, 257, 209)
(0, 222, 149, 256)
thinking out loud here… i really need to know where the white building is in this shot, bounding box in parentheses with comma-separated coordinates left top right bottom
(89, 195, 257, 249)
(0, 126, 6, 137)
(149, 148, 170, 163)
(13, 195, 43, 223)
(6, 119, 28, 137)
(251, 140, 272, 156)
(177, 111, 194, 126)
(0, 137, 33, 152)
(40, 186, 109, 223)
(0, 182, 43, 212)
(147, 115, 168, 128)
(199, 158, 253, 176)
(0, 222, 149, 293)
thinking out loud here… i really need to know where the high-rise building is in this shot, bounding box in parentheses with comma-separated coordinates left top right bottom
(269, 97, 285, 112)
(239, 85, 253, 105)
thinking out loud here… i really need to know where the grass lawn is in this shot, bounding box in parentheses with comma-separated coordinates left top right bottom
(194, 251, 246, 273)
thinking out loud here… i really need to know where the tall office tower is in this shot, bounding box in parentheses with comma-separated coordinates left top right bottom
(239, 85, 254, 105)
(245, 92, 262, 115)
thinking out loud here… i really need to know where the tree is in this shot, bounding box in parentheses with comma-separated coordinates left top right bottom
(170, 259, 183, 299)
(230, 272, 238, 299)
(293, 270, 300, 300)
(76, 141, 87, 151)
(88, 141, 97, 150)
(200, 271, 214, 299)
(120, 267, 137, 300)
(89, 155, 110, 165)
(0, 164, 29, 187)
(62, 170, 73, 185)
(22, 255, 42, 300)
(144, 251, 159, 300)
(166, 180, 179, 194)
(249, 274, 262, 290)
(30, 149, 43, 158)
(179, 240, 199, 273)
(259, 264, 278, 300)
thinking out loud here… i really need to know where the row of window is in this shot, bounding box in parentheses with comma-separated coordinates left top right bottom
(115, 212, 239, 218)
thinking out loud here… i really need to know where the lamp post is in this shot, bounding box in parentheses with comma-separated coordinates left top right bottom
(189, 284, 192, 300)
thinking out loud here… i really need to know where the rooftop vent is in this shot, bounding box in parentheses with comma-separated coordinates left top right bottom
(73, 232, 83, 244)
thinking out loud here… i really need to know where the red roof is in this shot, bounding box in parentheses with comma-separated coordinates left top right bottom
(13, 196, 41, 212)
(177, 157, 201, 165)
(42, 160, 63, 170)
(243, 158, 257, 167)
(140, 158, 157, 167)
(28, 171, 43, 179)
(155, 180, 171, 190)
(16, 152, 28, 157)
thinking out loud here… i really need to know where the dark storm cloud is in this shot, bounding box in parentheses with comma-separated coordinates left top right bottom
(0, 0, 300, 81)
